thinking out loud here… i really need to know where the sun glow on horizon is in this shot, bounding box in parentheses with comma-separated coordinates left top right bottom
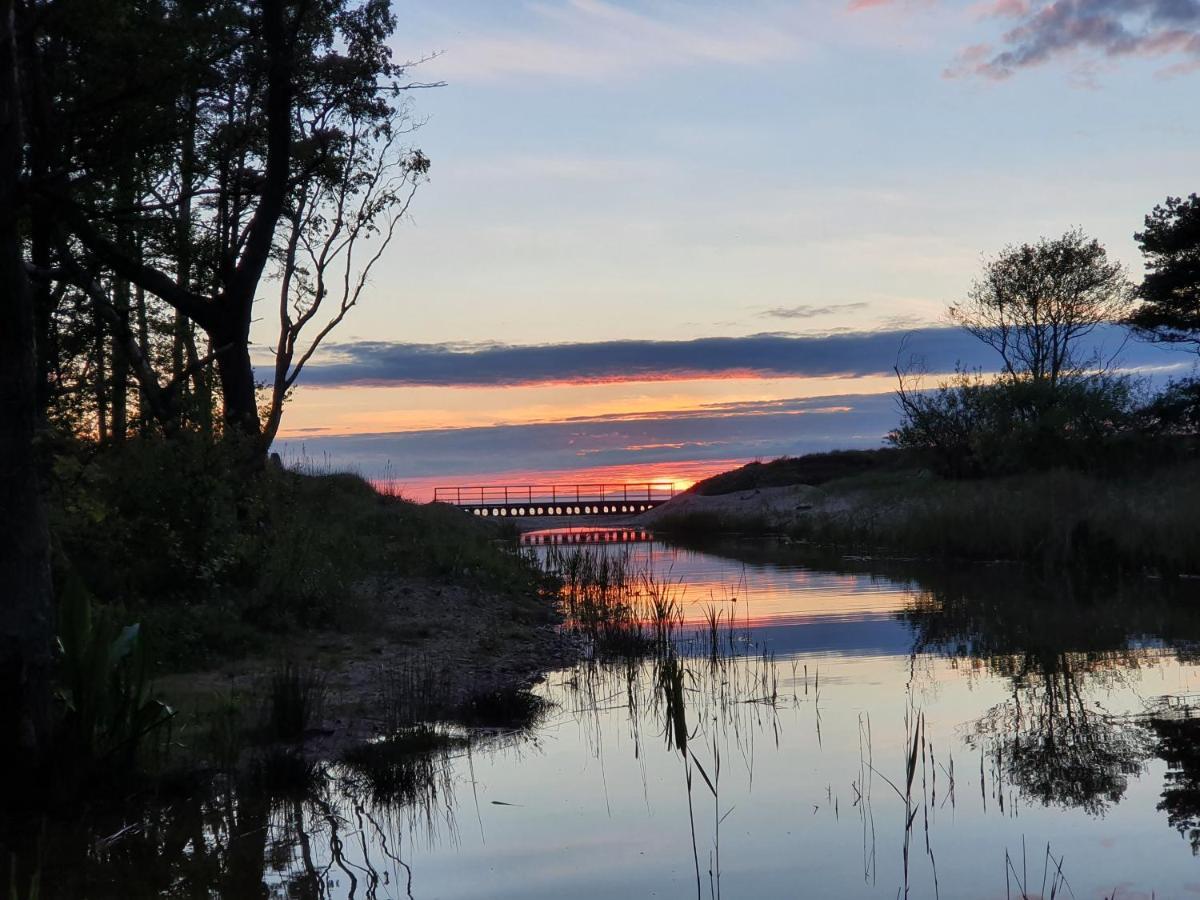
(372, 457, 741, 503)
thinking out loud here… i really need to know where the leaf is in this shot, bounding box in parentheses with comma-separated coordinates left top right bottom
(107, 624, 141, 667)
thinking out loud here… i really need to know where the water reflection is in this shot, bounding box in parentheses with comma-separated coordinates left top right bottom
(1145, 702, 1200, 854)
(900, 577, 1183, 816)
(10, 534, 1200, 898)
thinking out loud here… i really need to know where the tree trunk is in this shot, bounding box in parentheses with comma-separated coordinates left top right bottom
(111, 276, 130, 442)
(214, 330, 260, 441)
(0, 0, 54, 765)
(94, 307, 107, 441)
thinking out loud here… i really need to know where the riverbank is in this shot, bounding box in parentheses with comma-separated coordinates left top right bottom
(643, 451, 1200, 575)
(154, 573, 576, 766)
(49, 453, 580, 778)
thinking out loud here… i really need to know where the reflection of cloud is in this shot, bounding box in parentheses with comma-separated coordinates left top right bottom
(300, 325, 1158, 390)
(945, 0, 1200, 79)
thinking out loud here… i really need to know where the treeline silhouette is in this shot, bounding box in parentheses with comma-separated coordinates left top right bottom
(0, 0, 471, 802)
(893, 223, 1200, 478)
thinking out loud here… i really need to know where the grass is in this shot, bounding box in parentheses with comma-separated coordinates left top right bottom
(793, 463, 1200, 575)
(542, 544, 685, 657)
(658, 457, 1200, 576)
(261, 661, 328, 743)
(50, 435, 554, 670)
(691, 448, 911, 495)
(339, 726, 465, 806)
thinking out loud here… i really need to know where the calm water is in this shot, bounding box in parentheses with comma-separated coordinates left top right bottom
(23, 531, 1200, 898)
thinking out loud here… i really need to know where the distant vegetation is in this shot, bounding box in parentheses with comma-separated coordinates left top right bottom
(665, 222, 1200, 574)
(691, 448, 911, 495)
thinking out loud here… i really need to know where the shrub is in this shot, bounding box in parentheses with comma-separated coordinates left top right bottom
(890, 371, 1143, 477)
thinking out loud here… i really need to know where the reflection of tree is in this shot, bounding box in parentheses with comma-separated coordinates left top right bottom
(967, 653, 1150, 814)
(897, 574, 1198, 817)
(664, 537, 1200, 820)
(1145, 705, 1200, 854)
(4, 728, 501, 898)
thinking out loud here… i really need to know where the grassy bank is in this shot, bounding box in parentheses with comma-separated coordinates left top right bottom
(40, 437, 571, 795)
(653, 451, 1200, 576)
(51, 437, 550, 668)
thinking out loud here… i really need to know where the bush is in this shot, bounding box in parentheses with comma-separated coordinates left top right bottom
(48, 434, 550, 669)
(50, 433, 249, 603)
(890, 371, 1143, 477)
(1137, 377, 1200, 436)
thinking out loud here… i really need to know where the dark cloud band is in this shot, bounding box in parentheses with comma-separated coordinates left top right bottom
(294, 325, 1150, 389)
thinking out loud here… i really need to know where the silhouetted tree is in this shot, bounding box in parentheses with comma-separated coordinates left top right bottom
(950, 228, 1133, 389)
(28, 0, 431, 454)
(1131, 194, 1200, 352)
(892, 230, 1139, 475)
(0, 0, 53, 765)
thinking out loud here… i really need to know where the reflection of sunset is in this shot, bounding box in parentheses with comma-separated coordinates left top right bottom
(527, 534, 914, 634)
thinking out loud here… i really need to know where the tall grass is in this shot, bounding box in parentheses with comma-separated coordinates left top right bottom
(663, 462, 1200, 575)
(542, 545, 684, 656)
(806, 465, 1200, 575)
(261, 661, 328, 743)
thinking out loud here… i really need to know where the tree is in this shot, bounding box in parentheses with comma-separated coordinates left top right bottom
(262, 110, 428, 447)
(892, 230, 1139, 475)
(1131, 194, 1200, 352)
(0, 0, 53, 763)
(950, 228, 1133, 390)
(30, 0, 432, 453)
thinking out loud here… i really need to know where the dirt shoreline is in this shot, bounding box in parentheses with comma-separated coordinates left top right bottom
(154, 572, 581, 763)
(152, 492, 806, 766)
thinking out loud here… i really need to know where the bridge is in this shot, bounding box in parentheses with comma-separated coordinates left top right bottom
(433, 483, 676, 518)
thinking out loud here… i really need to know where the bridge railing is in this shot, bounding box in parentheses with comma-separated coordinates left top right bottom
(433, 482, 676, 507)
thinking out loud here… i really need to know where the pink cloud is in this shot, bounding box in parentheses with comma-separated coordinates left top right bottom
(948, 0, 1200, 80)
(973, 0, 1031, 19)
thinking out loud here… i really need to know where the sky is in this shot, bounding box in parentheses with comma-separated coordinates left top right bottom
(268, 0, 1200, 497)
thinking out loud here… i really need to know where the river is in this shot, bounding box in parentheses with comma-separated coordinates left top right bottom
(26, 529, 1200, 898)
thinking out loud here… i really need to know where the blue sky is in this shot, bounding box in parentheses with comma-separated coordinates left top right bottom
(268, 0, 1200, 485)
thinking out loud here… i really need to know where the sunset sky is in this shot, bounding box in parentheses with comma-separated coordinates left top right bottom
(267, 0, 1200, 497)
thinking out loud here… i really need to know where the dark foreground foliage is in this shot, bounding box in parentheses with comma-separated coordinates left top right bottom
(47, 434, 541, 670)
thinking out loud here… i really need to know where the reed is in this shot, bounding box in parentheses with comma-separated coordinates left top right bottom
(261, 660, 328, 743)
(541, 545, 685, 657)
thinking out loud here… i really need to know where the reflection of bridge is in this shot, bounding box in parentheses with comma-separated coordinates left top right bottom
(520, 528, 654, 546)
(433, 483, 675, 518)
